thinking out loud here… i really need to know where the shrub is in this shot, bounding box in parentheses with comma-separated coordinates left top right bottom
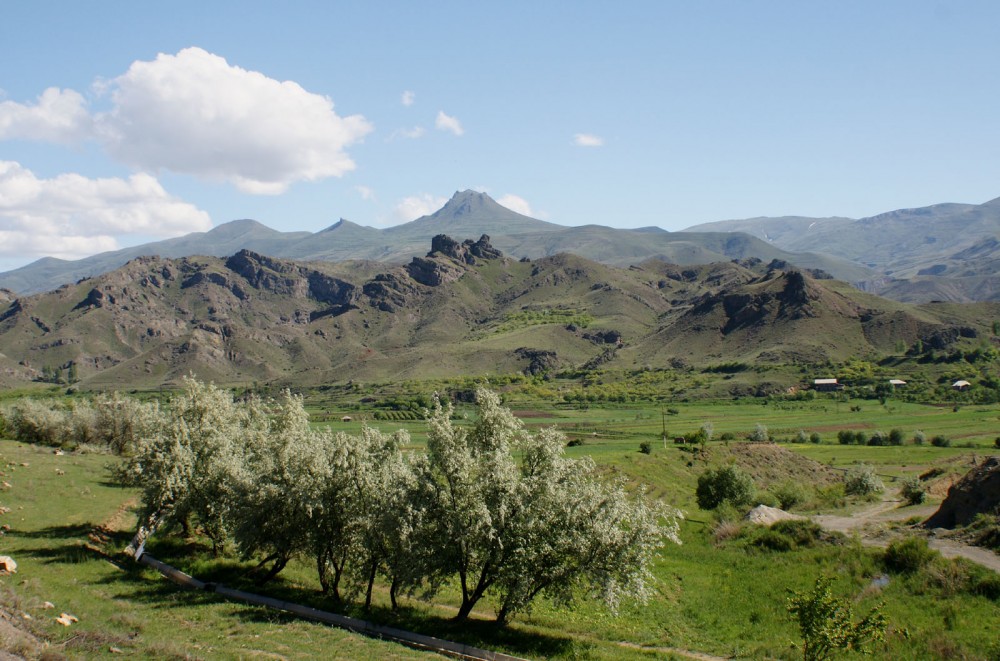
(888, 428, 904, 446)
(773, 481, 809, 510)
(639, 441, 652, 454)
(696, 465, 756, 510)
(866, 431, 887, 446)
(771, 519, 826, 548)
(719, 432, 735, 441)
(750, 423, 769, 443)
(930, 435, 951, 447)
(795, 430, 809, 444)
(994, 436, 1000, 449)
(884, 537, 937, 573)
(912, 430, 926, 445)
(844, 464, 884, 497)
(809, 432, 821, 444)
(854, 430, 868, 445)
(566, 438, 584, 447)
(900, 476, 927, 505)
(837, 429, 853, 445)
(753, 529, 795, 552)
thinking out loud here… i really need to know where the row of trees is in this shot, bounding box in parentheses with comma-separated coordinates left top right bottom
(116, 378, 681, 624)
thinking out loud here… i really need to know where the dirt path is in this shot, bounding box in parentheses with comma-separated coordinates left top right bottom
(812, 494, 1000, 573)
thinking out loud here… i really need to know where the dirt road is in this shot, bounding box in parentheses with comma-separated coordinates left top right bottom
(812, 495, 1000, 573)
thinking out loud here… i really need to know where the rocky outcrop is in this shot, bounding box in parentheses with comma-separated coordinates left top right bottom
(73, 287, 114, 310)
(406, 257, 466, 287)
(515, 347, 559, 375)
(428, 234, 502, 265)
(363, 273, 419, 313)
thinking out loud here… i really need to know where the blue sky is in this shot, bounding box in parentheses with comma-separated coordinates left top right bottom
(1, 1, 999, 271)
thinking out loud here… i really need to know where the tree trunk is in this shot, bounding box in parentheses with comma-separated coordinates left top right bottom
(364, 561, 378, 610)
(124, 510, 165, 559)
(255, 554, 289, 585)
(389, 577, 400, 610)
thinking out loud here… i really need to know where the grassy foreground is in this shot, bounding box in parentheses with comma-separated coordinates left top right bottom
(0, 440, 434, 660)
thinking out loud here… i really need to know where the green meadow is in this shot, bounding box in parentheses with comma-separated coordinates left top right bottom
(1, 390, 998, 659)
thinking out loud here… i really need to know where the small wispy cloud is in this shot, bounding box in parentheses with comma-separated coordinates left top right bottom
(435, 111, 464, 136)
(388, 126, 426, 141)
(355, 185, 376, 201)
(401, 90, 415, 106)
(573, 133, 604, 147)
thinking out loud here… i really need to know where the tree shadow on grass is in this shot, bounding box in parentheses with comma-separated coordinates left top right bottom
(230, 599, 577, 660)
(98, 551, 576, 660)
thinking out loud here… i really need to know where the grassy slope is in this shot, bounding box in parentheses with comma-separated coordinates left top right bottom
(0, 441, 435, 660)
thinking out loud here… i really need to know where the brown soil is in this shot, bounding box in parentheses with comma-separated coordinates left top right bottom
(925, 456, 1000, 529)
(718, 442, 841, 488)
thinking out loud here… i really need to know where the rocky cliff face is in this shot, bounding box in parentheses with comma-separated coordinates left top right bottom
(925, 457, 1000, 528)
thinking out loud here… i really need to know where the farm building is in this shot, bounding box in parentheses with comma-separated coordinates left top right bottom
(813, 378, 844, 392)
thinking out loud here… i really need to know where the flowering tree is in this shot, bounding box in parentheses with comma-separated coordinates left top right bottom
(422, 388, 681, 623)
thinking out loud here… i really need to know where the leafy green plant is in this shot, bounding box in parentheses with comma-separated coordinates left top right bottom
(900, 476, 927, 505)
(884, 537, 937, 574)
(696, 465, 755, 510)
(787, 576, 887, 661)
(639, 441, 652, 454)
(931, 434, 951, 447)
(844, 464, 884, 497)
(773, 481, 809, 510)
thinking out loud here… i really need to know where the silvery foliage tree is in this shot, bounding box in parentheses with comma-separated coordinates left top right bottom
(421, 388, 681, 624)
(119, 377, 269, 556)
(226, 391, 329, 584)
(334, 425, 428, 609)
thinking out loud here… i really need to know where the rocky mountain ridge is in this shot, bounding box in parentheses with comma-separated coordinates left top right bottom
(1, 236, 992, 390)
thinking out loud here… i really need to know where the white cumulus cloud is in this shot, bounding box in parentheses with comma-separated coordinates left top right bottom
(0, 160, 211, 261)
(497, 194, 536, 217)
(394, 193, 448, 221)
(573, 133, 604, 147)
(401, 90, 415, 106)
(435, 111, 464, 136)
(93, 47, 373, 194)
(0, 87, 93, 144)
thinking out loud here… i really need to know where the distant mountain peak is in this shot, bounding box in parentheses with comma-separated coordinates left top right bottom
(206, 219, 275, 237)
(437, 190, 507, 219)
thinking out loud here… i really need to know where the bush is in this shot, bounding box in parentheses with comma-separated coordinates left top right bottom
(884, 537, 937, 573)
(773, 481, 809, 510)
(930, 435, 951, 447)
(900, 476, 927, 505)
(566, 438, 584, 447)
(696, 465, 756, 510)
(770, 519, 826, 548)
(795, 430, 808, 444)
(994, 436, 1000, 449)
(912, 430, 926, 445)
(750, 423, 769, 443)
(809, 432, 821, 444)
(854, 430, 868, 445)
(639, 441, 652, 454)
(837, 430, 854, 445)
(844, 464, 884, 497)
(753, 529, 795, 552)
(866, 431, 887, 446)
(888, 428, 904, 446)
